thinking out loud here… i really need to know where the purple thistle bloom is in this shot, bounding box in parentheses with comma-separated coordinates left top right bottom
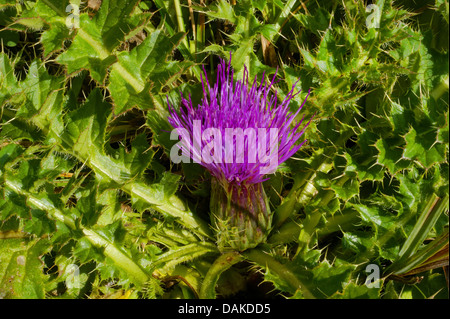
(167, 55, 312, 251)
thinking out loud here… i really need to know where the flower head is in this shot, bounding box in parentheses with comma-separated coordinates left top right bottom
(167, 55, 313, 251)
(168, 55, 312, 187)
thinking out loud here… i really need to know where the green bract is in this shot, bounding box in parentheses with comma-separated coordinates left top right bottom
(0, 0, 448, 299)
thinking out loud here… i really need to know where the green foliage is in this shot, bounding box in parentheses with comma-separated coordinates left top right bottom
(1, 0, 448, 299)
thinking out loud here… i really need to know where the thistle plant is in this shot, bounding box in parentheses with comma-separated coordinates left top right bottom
(168, 56, 312, 251)
(0, 0, 448, 300)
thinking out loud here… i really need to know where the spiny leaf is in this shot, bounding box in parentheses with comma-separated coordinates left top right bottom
(107, 30, 188, 114)
(330, 281, 382, 299)
(203, 0, 236, 24)
(55, 0, 145, 83)
(403, 126, 447, 169)
(375, 137, 410, 174)
(64, 88, 112, 159)
(0, 238, 49, 299)
(0, 52, 22, 105)
(18, 0, 72, 57)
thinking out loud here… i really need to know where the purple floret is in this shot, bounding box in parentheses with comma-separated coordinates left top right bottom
(168, 55, 312, 186)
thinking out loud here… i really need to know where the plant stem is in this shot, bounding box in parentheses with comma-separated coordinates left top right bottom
(386, 194, 449, 275)
(199, 251, 243, 299)
(153, 242, 218, 274)
(397, 194, 444, 259)
(268, 218, 301, 244)
(316, 210, 360, 237)
(297, 209, 322, 252)
(174, 0, 191, 54)
(82, 228, 150, 284)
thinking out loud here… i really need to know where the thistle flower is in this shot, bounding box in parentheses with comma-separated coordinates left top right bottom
(168, 55, 312, 251)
